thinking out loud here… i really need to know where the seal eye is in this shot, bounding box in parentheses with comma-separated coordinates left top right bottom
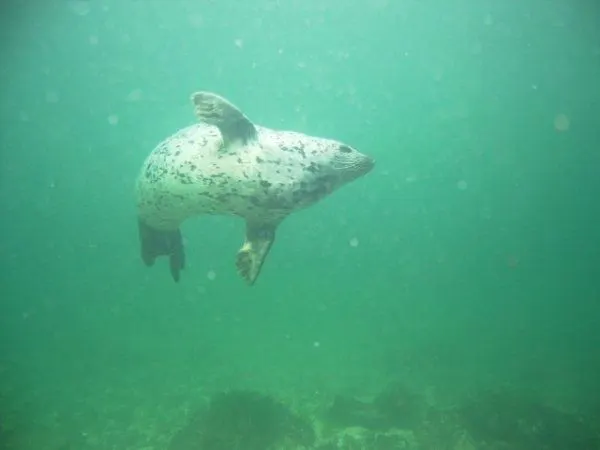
(339, 145, 352, 153)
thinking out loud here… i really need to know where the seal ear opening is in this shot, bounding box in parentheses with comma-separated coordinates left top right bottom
(138, 219, 185, 282)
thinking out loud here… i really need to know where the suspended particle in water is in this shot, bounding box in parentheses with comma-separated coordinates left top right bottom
(457, 180, 468, 190)
(506, 254, 520, 269)
(196, 285, 207, 295)
(126, 88, 143, 102)
(349, 237, 359, 247)
(69, 0, 91, 16)
(45, 91, 59, 103)
(207, 270, 217, 281)
(234, 38, 243, 48)
(108, 114, 119, 125)
(554, 113, 570, 132)
(189, 14, 204, 28)
(480, 207, 492, 220)
(313, 341, 321, 348)
(372, 0, 389, 8)
(471, 41, 483, 55)
(88, 35, 99, 45)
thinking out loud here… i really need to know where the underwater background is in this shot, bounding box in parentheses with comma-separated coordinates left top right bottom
(1, 0, 600, 449)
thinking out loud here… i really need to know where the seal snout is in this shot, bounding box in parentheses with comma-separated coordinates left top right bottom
(354, 153, 375, 178)
(333, 149, 375, 183)
(362, 155, 375, 174)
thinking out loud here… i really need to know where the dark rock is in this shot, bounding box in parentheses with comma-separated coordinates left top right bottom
(168, 389, 315, 450)
(457, 389, 600, 450)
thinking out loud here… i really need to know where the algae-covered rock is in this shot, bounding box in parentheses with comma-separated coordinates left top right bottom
(168, 389, 315, 450)
(316, 426, 419, 450)
(456, 388, 600, 450)
(167, 385, 600, 450)
(322, 382, 424, 431)
(373, 382, 425, 429)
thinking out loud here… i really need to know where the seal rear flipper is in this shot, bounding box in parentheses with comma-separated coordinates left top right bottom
(190, 91, 257, 146)
(236, 221, 278, 285)
(138, 219, 185, 282)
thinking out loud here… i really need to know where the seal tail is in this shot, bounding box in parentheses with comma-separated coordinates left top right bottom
(138, 219, 185, 282)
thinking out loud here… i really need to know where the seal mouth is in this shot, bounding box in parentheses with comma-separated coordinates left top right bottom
(354, 156, 375, 177)
(333, 155, 374, 180)
(363, 156, 375, 174)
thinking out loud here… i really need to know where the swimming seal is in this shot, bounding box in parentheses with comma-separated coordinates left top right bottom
(135, 91, 374, 285)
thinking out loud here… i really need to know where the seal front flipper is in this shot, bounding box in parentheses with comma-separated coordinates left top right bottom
(236, 221, 278, 285)
(138, 219, 185, 282)
(191, 91, 257, 146)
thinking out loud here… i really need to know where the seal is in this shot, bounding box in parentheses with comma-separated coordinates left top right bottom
(135, 91, 374, 285)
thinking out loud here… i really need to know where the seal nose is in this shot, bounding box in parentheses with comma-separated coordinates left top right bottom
(360, 155, 375, 176)
(335, 150, 374, 182)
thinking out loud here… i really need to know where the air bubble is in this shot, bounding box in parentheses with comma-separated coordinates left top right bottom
(126, 89, 143, 102)
(554, 113, 570, 132)
(69, 0, 91, 16)
(45, 91, 60, 103)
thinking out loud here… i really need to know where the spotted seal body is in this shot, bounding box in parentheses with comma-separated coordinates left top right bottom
(136, 91, 374, 285)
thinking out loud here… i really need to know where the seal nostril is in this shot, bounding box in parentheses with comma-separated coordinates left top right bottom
(339, 145, 352, 153)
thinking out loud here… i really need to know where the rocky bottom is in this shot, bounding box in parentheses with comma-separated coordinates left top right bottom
(167, 384, 600, 450)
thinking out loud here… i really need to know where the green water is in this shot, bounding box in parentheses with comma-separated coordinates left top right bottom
(1, 0, 599, 449)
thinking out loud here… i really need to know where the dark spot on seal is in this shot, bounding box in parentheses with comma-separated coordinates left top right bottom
(256, 156, 264, 163)
(260, 180, 272, 188)
(297, 148, 306, 158)
(306, 162, 318, 173)
(177, 172, 193, 184)
(339, 145, 352, 153)
(175, 151, 181, 156)
(214, 193, 231, 202)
